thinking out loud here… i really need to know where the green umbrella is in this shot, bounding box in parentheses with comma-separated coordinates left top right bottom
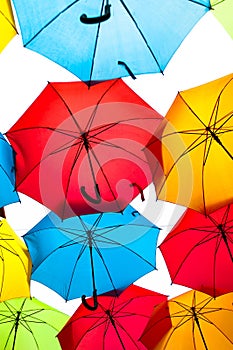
(0, 297, 69, 349)
(211, 0, 233, 39)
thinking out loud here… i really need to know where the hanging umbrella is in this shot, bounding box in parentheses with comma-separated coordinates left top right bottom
(145, 73, 233, 215)
(140, 290, 233, 350)
(211, 0, 233, 39)
(11, 0, 210, 83)
(0, 297, 69, 349)
(23, 205, 160, 308)
(6, 78, 162, 219)
(0, 132, 19, 209)
(0, 218, 31, 301)
(58, 284, 167, 350)
(0, 0, 17, 53)
(159, 204, 233, 298)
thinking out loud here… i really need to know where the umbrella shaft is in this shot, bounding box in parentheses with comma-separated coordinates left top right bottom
(12, 312, 21, 349)
(107, 312, 126, 350)
(193, 314, 208, 350)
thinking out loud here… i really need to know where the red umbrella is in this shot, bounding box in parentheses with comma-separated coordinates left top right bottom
(57, 284, 167, 350)
(159, 204, 233, 298)
(6, 79, 162, 218)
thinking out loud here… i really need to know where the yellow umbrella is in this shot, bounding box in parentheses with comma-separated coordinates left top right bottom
(0, 0, 17, 52)
(147, 73, 233, 215)
(140, 290, 233, 350)
(0, 218, 31, 301)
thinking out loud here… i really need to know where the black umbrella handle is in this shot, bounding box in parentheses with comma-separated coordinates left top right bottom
(82, 289, 98, 310)
(80, 184, 102, 204)
(80, 4, 111, 24)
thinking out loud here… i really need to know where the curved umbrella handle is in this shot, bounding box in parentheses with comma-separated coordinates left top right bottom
(80, 4, 111, 24)
(80, 184, 102, 204)
(82, 289, 98, 310)
(130, 183, 145, 202)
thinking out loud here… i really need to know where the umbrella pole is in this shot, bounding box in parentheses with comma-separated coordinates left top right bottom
(105, 310, 126, 350)
(81, 238, 98, 310)
(12, 311, 21, 349)
(192, 307, 209, 350)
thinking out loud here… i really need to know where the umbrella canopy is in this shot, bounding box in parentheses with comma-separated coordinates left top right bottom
(211, 0, 233, 39)
(0, 218, 31, 301)
(23, 205, 160, 306)
(6, 78, 162, 219)
(159, 204, 233, 298)
(140, 290, 233, 350)
(58, 284, 167, 350)
(0, 297, 69, 349)
(146, 73, 233, 215)
(0, 0, 17, 52)
(12, 0, 210, 82)
(0, 133, 19, 208)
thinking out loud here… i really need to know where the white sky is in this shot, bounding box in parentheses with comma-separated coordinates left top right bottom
(1, 11, 233, 315)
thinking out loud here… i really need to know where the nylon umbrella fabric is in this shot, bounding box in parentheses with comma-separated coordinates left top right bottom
(12, 0, 210, 83)
(145, 73, 233, 215)
(159, 204, 233, 298)
(140, 290, 233, 350)
(6, 78, 162, 219)
(0, 0, 17, 53)
(0, 218, 31, 301)
(58, 284, 167, 350)
(0, 133, 19, 209)
(211, 0, 233, 39)
(0, 297, 69, 349)
(23, 205, 160, 305)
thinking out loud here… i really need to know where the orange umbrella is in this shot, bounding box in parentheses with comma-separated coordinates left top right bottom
(140, 290, 233, 350)
(146, 73, 233, 215)
(0, 0, 17, 52)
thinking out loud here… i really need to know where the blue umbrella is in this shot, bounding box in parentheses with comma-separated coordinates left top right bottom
(0, 133, 19, 210)
(12, 0, 210, 83)
(23, 205, 160, 310)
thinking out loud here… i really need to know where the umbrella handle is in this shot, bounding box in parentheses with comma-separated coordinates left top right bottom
(80, 184, 102, 204)
(80, 4, 111, 24)
(130, 183, 145, 202)
(81, 289, 98, 310)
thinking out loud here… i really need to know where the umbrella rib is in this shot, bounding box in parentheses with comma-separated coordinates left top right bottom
(13, 136, 83, 189)
(23, 1, 79, 47)
(87, 0, 106, 84)
(195, 308, 233, 345)
(0, 245, 5, 302)
(156, 132, 209, 198)
(6, 126, 80, 139)
(48, 82, 83, 133)
(91, 240, 118, 294)
(64, 242, 89, 301)
(178, 92, 207, 128)
(0, 10, 18, 33)
(0, 164, 19, 200)
(92, 232, 156, 270)
(61, 142, 86, 218)
(164, 233, 217, 283)
(84, 79, 120, 131)
(114, 318, 141, 350)
(91, 136, 149, 164)
(91, 116, 162, 139)
(188, 0, 211, 8)
(119, 0, 163, 73)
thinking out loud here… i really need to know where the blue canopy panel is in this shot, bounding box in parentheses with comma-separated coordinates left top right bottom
(23, 205, 160, 300)
(13, 0, 210, 82)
